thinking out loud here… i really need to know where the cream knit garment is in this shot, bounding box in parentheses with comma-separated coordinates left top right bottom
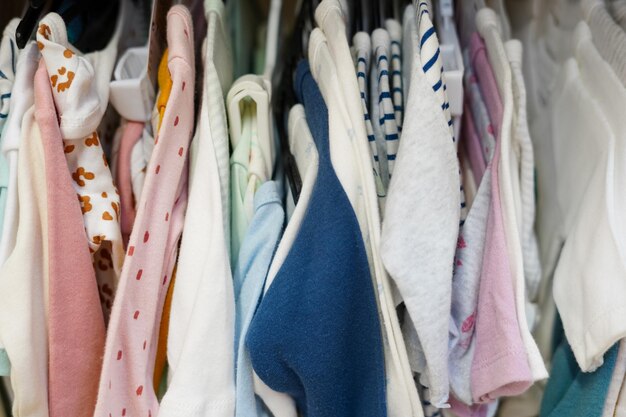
(0, 107, 49, 417)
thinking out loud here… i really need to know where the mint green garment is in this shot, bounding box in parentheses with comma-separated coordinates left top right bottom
(230, 99, 261, 265)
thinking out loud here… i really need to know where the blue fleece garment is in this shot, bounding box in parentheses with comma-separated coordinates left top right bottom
(234, 180, 284, 417)
(245, 60, 387, 417)
(540, 323, 618, 417)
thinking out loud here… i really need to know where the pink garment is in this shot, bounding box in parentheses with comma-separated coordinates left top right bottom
(470, 33, 503, 132)
(470, 33, 532, 403)
(34, 61, 105, 417)
(94, 7, 194, 417)
(116, 121, 144, 246)
(461, 101, 487, 183)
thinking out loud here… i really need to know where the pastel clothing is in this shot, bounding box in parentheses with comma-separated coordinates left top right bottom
(0, 106, 49, 417)
(506, 40, 542, 331)
(0, 40, 37, 270)
(582, 0, 626, 87)
(37, 13, 125, 320)
(247, 60, 387, 417)
(0, 18, 20, 376)
(469, 24, 532, 404)
(94, 7, 194, 417)
(34, 61, 105, 417)
(533, 21, 626, 373)
(115, 120, 144, 245)
(308, 13, 421, 415)
(0, 19, 19, 237)
(228, 76, 273, 264)
(382, 2, 460, 408)
(476, 9, 547, 391)
(152, 50, 174, 392)
(234, 181, 284, 417)
(159, 2, 236, 414)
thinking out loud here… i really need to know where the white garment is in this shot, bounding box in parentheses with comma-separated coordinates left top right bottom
(0, 108, 49, 417)
(540, 22, 626, 372)
(0, 43, 38, 267)
(582, 0, 626, 88)
(506, 40, 542, 329)
(0, 45, 40, 383)
(382, 4, 460, 408)
(159, 2, 235, 415)
(311, 3, 423, 414)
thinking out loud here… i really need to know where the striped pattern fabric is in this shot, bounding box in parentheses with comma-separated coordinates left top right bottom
(353, 33, 387, 200)
(372, 29, 401, 179)
(387, 20, 404, 131)
(414, 0, 467, 225)
(0, 20, 18, 126)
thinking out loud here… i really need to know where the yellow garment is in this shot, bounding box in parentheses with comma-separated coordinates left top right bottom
(156, 49, 173, 132)
(153, 49, 175, 392)
(154, 266, 176, 392)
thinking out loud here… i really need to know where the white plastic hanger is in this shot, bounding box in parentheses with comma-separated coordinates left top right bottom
(434, 0, 464, 129)
(109, 46, 155, 122)
(227, 74, 275, 179)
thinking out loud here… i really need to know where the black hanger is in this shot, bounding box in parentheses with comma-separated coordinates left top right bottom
(272, 0, 317, 204)
(16, 0, 48, 49)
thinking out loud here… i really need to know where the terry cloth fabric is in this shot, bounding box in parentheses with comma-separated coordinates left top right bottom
(246, 60, 387, 417)
(0, 104, 49, 417)
(37, 12, 125, 320)
(234, 180, 284, 417)
(34, 61, 105, 417)
(540, 324, 619, 417)
(159, 1, 236, 414)
(93, 7, 194, 417)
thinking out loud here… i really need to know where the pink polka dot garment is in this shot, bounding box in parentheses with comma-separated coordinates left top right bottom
(93, 7, 194, 417)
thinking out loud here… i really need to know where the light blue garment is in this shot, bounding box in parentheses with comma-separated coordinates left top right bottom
(234, 180, 284, 417)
